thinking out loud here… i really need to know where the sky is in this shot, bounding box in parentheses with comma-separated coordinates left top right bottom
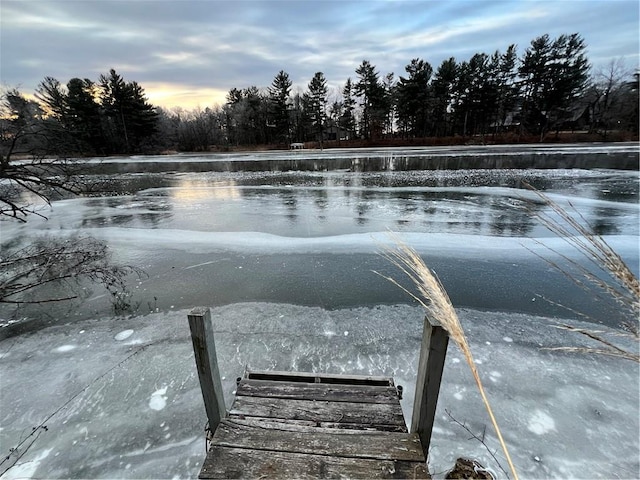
(1, 0, 638, 110)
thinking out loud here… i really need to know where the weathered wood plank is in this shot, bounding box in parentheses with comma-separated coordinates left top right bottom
(212, 418, 425, 461)
(246, 369, 394, 386)
(187, 307, 226, 433)
(199, 446, 429, 479)
(216, 416, 407, 434)
(229, 396, 406, 428)
(236, 378, 400, 403)
(226, 415, 408, 432)
(411, 315, 449, 458)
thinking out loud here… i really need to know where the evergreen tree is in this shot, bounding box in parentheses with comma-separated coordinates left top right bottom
(382, 72, 396, 136)
(126, 81, 159, 147)
(354, 60, 386, 139)
(35, 77, 68, 121)
(99, 69, 158, 153)
(621, 71, 639, 133)
(340, 78, 357, 138)
(491, 45, 520, 135)
(431, 58, 458, 137)
(396, 58, 433, 137)
(66, 78, 105, 154)
(34, 77, 77, 153)
(223, 88, 243, 145)
(519, 33, 590, 139)
(99, 69, 130, 152)
(307, 72, 328, 145)
(268, 70, 292, 143)
(240, 86, 268, 145)
(455, 53, 494, 137)
(289, 91, 309, 142)
(35, 76, 107, 154)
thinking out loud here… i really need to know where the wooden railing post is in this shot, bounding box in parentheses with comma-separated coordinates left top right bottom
(411, 315, 449, 458)
(187, 307, 226, 434)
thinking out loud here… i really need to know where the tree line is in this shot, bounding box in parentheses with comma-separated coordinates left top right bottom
(2, 32, 638, 159)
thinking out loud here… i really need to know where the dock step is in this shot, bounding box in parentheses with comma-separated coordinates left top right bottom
(199, 370, 430, 479)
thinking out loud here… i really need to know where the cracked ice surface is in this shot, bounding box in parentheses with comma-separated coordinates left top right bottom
(0, 303, 637, 479)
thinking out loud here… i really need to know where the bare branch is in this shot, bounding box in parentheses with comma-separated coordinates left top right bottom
(445, 409, 508, 479)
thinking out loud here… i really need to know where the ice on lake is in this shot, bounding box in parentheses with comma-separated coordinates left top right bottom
(1, 303, 637, 479)
(1, 154, 638, 478)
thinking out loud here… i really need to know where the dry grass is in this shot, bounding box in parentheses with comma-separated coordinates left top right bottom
(524, 184, 639, 363)
(375, 235, 519, 480)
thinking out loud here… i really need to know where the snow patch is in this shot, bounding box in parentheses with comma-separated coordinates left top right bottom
(54, 345, 76, 353)
(528, 409, 557, 435)
(2, 448, 53, 480)
(114, 329, 134, 341)
(149, 387, 168, 411)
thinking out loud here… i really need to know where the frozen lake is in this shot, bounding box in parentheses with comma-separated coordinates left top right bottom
(1, 145, 638, 478)
(2, 148, 638, 333)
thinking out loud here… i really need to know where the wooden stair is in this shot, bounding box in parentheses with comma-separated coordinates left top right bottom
(199, 370, 430, 479)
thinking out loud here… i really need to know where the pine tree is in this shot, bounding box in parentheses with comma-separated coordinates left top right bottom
(268, 70, 292, 143)
(99, 69, 158, 153)
(396, 58, 433, 137)
(66, 78, 105, 154)
(340, 78, 357, 138)
(307, 72, 328, 146)
(492, 45, 519, 135)
(519, 33, 589, 139)
(431, 58, 458, 137)
(382, 72, 396, 136)
(354, 60, 386, 139)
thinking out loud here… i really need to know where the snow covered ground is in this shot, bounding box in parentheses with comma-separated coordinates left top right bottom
(1, 303, 638, 479)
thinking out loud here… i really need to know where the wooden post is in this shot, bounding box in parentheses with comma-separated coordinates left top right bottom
(411, 315, 449, 459)
(187, 307, 226, 434)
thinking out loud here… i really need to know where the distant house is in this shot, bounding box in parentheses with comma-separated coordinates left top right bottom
(490, 111, 521, 132)
(323, 124, 351, 141)
(556, 104, 591, 131)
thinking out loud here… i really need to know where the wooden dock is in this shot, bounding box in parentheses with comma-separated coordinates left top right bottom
(187, 307, 448, 479)
(200, 370, 428, 478)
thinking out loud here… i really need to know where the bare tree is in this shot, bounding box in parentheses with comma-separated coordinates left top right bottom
(587, 59, 633, 139)
(1, 88, 140, 314)
(0, 88, 85, 221)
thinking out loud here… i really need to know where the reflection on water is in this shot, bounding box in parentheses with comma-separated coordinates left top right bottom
(32, 169, 634, 239)
(1, 154, 637, 331)
(2, 162, 635, 241)
(79, 196, 173, 229)
(169, 179, 242, 203)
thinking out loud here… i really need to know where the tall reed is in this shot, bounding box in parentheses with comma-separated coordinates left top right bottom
(524, 184, 639, 362)
(376, 236, 519, 480)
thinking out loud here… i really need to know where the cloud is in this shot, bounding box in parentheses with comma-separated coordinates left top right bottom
(143, 82, 227, 110)
(384, 7, 548, 51)
(1, 0, 638, 109)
